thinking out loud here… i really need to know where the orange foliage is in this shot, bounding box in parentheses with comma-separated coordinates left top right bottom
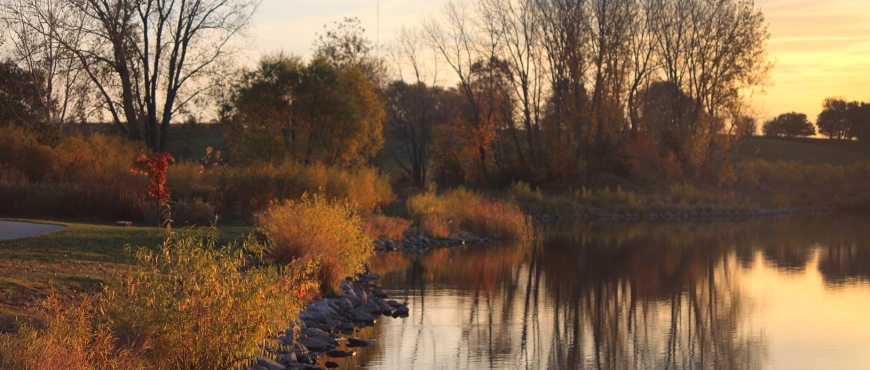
(131, 152, 175, 201)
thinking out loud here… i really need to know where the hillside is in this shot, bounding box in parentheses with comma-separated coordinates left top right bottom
(739, 136, 870, 166)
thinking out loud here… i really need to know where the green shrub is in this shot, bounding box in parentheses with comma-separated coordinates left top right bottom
(407, 187, 533, 241)
(258, 195, 373, 295)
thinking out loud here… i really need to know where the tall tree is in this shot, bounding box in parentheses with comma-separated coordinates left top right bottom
(2, 0, 92, 127)
(20, 0, 259, 151)
(225, 54, 385, 167)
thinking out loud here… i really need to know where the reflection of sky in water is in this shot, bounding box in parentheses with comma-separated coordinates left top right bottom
(748, 250, 870, 370)
(351, 217, 870, 370)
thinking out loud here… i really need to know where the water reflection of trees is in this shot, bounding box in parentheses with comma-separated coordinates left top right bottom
(538, 221, 765, 370)
(365, 215, 870, 369)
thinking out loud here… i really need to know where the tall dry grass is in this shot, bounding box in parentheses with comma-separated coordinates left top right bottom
(407, 187, 533, 240)
(168, 161, 393, 222)
(0, 125, 393, 223)
(0, 126, 150, 220)
(257, 195, 373, 295)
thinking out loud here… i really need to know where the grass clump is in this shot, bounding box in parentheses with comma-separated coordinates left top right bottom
(257, 195, 373, 295)
(0, 230, 314, 369)
(407, 187, 532, 241)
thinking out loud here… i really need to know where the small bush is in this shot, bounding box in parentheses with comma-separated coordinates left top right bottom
(258, 195, 373, 294)
(407, 187, 533, 240)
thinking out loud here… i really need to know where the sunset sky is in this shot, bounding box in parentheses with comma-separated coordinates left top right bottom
(249, 0, 870, 122)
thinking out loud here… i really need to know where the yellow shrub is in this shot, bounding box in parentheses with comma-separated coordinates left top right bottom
(258, 195, 373, 294)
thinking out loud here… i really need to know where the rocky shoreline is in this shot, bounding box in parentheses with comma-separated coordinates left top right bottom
(248, 273, 409, 370)
(534, 205, 836, 222)
(244, 233, 495, 370)
(373, 233, 490, 253)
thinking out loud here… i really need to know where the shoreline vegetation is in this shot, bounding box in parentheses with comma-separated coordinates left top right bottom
(3, 127, 870, 369)
(2, 0, 870, 366)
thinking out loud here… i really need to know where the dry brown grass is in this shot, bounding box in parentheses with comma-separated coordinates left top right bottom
(407, 187, 533, 240)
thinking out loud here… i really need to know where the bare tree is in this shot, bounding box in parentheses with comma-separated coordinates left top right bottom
(485, 0, 546, 169)
(424, 0, 501, 178)
(21, 0, 260, 151)
(386, 26, 443, 187)
(1, 0, 92, 127)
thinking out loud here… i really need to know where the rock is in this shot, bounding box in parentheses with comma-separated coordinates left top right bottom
(392, 305, 409, 318)
(257, 355, 286, 370)
(115, 221, 132, 227)
(298, 338, 333, 352)
(279, 352, 297, 363)
(347, 337, 371, 347)
(247, 365, 268, 370)
(371, 289, 388, 299)
(325, 361, 340, 369)
(348, 307, 375, 323)
(325, 350, 355, 358)
(278, 334, 295, 346)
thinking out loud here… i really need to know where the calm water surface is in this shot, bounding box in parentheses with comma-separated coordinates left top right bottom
(334, 216, 870, 369)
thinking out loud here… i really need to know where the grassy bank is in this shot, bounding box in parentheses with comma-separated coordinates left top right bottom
(0, 229, 311, 369)
(0, 220, 168, 331)
(740, 136, 870, 166)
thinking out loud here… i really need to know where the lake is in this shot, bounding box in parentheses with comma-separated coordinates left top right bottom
(335, 216, 870, 369)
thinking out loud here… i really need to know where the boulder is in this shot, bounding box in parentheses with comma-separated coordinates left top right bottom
(325, 350, 355, 358)
(256, 356, 286, 370)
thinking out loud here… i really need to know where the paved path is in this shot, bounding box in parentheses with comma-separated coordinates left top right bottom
(0, 221, 65, 240)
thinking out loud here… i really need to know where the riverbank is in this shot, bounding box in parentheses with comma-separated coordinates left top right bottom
(252, 273, 408, 370)
(533, 205, 836, 222)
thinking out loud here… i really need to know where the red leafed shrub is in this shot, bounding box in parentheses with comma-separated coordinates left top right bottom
(131, 152, 175, 201)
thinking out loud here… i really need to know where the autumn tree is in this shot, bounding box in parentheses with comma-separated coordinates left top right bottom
(383, 81, 446, 187)
(762, 112, 815, 138)
(225, 54, 384, 167)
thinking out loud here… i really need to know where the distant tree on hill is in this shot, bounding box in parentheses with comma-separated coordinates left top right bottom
(762, 112, 815, 138)
(846, 101, 870, 141)
(817, 98, 852, 140)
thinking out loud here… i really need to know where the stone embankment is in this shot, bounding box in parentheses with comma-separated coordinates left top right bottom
(246, 234, 493, 369)
(534, 206, 835, 222)
(248, 273, 409, 370)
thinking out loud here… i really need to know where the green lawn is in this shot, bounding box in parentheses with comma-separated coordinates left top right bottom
(0, 219, 248, 331)
(739, 136, 870, 166)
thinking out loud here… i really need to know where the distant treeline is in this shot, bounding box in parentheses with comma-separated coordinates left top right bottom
(0, 0, 772, 190)
(763, 98, 870, 140)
